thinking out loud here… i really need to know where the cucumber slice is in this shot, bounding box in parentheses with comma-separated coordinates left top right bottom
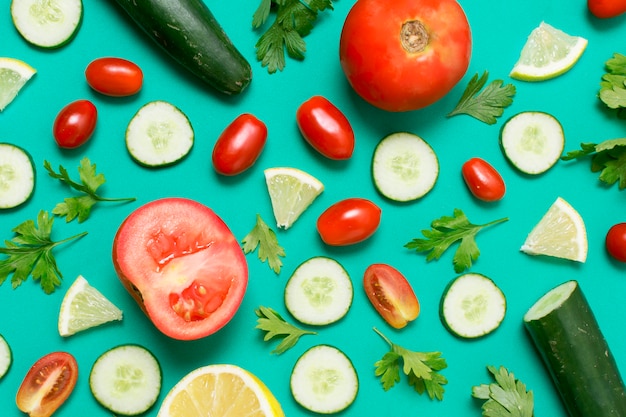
(372, 132, 439, 202)
(126, 101, 194, 167)
(290, 344, 358, 414)
(89, 344, 162, 416)
(11, 0, 83, 48)
(440, 273, 506, 339)
(0, 143, 35, 209)
(500, 111, 564, 175)
(0, 334, 11, 379)
(285, 256, 353, 326)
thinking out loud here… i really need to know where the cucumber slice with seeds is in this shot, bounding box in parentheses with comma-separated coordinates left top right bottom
(0, 143, 35, 209)
(11, 0, 83, 48)
(0, 334, 12, 379)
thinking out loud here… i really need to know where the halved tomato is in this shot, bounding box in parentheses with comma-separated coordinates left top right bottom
(16, 351, 78, 417)
(112, 198, 248, 340)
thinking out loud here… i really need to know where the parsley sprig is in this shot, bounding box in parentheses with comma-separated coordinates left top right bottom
(373, 328, 448, 400)
(599, 52, 626, 119)
(242, 214, 286, 274)
(0, 210, 87, 294)
(405, 208, 508, 273)
(255, 306, 316, 354)
(472, 365, 534, 417)
(561, 138, 626, 189)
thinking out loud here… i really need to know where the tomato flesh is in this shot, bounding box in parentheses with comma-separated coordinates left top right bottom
(212, 113, 267, 175)
(461, 157, 506, 202)
(588, 0, 626, 18)
(85, 57, 143, 96)
(16, 352, 78, 417)
(317, 198, 381, 246)
(112, 198, 248, 340)
(363, 263, 420, 329)
(606, 223, 626, 262)
(53, 99, 97, 149)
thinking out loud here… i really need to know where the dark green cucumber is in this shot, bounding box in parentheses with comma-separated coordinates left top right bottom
(524, 280, 626, 417)
(110, 0, 252, 95)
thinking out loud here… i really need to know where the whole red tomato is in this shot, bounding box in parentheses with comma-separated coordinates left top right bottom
(317, 198, 381, 246)
(462, 157, 506, 202)
(85, 57, 143, 96)
(588, 0, 626, 18)
(339, 0, 471, 112)
(53, 99, 97, 148)
(296, 96, 355, 160)
(212, 113, 267, 175)
(606, 223, 626, 262)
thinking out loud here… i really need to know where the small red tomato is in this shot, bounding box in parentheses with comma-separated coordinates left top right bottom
(606, 223, 626, 262)
(317, 198, 381, 246)
(296, 96, 355, 160)
(212, 113, 267, 175)
(85, 57, 143, 96)
(53, 99, 97, 149)
(462, 157, 506, 202)
(363, 263, 420, 329)
(588, 0, 626, 18)
(16, 352, 78, 417)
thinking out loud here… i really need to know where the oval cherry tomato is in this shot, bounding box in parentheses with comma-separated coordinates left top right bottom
(339, 0, 471, 112)
(16, 351, 78, 417)
(606, 223, 626, 262)
(317, 198, 381, 246)
(53, 99, 97, 149)
(363, 263, 420, 329)
(212, 113, 267, 175)
(296, 96, 355, 160)
(462, 157, 506, 202)
(85, 57, 143, 96)
(588, 0, 626, 18)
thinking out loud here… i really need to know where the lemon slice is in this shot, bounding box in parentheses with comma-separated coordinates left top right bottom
(521, 197, 588, 262)
(58, 275, 123, 337)
(264, 167, 324, 229)
(157, 364, 285, 417)
(510, 22, 588, 81)
(0, 57, 36, 111)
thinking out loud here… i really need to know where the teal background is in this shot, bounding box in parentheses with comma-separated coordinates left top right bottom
(2, 0, 626, 416)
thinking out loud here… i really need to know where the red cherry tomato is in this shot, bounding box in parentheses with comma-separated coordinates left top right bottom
(588, 0, 626, 18)
(461, 157, 506, 202)
(53, 99, 97, 149)
(317, 198, 381, 246)
(85, 57, 143, 97)
(363, 263, 420, 329)
(16, 352, 78, 417)
(212, 113, 267, 175)
(339, 0, 471, 112)
(606, 223, 626, 262)
(296, 96, 355, 160)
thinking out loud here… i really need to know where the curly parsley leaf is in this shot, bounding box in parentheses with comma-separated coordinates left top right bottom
(242, 214, 286, 274)
(405, 208, 508, 273)
(472, 365, 534, 417)
(447, 71, 516, 124)
(373, 328, 447, 400)
(599, 53, 626, 118)
(44, 157, 136, 223)
(255, 306, 316, 354)
(0, 211, 87, 294)
(561, 138, 626, 189)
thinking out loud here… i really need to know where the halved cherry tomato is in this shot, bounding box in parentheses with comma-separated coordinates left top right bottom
(588, 0, 626, 18)
(317, 198, 381, 246)
(53, 99, 97, 149)
(85, 57, 143, 96)
(606, 223, 626, 262)
(363, 263, 420, 329)
(16, 351, 78, 417)
(113, 198, 248, 340)
(212, 113, 267, 175)
(461, 157, 506, 202)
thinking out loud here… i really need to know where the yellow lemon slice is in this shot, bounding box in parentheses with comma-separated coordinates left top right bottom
(0, 57, 36, 111)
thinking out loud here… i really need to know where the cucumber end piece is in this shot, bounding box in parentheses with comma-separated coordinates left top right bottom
(523, 280, 577, 322)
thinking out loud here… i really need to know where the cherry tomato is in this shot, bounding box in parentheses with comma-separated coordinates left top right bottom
(212, 113, 267, 176)
(53, 99, 97, 149)
(339, 0, 471, 112)
(462, 157, 506, 202)
(606, 223, 626, 262)
(16, 351, 78, 417)
(363, 263, 420, 329)
(588, 0, 626, 18)
(296, 96, 355, 160)
(317, 198, 381, 246)
(85, 57, 143, 96)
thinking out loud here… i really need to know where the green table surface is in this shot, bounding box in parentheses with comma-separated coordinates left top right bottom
(2, 0, 626, 416)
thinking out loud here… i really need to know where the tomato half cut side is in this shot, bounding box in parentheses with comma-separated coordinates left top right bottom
(316, 198, 381, 246)
(16, 351, 78, 417)
(112, 198, 248, 340)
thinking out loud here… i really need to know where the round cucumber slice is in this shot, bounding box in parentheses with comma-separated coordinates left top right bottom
(11, 0, 83, 48)
(0, 334, 12, 379)
(0, 143, 35, 209)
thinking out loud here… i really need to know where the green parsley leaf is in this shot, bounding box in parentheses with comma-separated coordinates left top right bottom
(472, 365, 534, 417)
(599, 53, 626, 118)
(373, 327, 447, 400)
(252, 0, 333, 73)
(404, 208, 508, 273)
(44, 157, 136, 223)
(255, 306, 316, 354)
(242, 214, 286, 274)
(447, 71, 516, 125)
(0, 211, 87, 294)
(561, 138, 626, 189)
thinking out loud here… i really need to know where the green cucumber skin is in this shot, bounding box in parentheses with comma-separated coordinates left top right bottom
(110, 0, 252, 95)
(524, 282, 626, 417)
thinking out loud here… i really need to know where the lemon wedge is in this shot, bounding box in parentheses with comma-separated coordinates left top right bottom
(0, 57, 36, 111)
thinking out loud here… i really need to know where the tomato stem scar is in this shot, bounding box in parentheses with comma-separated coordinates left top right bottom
(401, 20, 428, 53)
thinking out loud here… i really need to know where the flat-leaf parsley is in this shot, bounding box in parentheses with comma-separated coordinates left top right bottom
(472, 365, 534, 417)
(255, 306, 316, 354)
(599, 52, 626, 119)
(242, 214, 286, 274)
(561, 138, 626, 190)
